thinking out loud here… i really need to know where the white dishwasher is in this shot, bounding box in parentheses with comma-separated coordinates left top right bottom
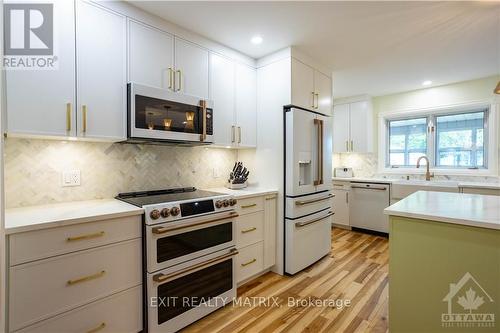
(349, 182, 390, 233)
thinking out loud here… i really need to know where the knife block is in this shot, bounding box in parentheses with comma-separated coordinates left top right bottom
(225, 181, 248, 189)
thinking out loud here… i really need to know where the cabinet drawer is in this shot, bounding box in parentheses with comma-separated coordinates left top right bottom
(236, 241, 264, 283)
(10, 215, 141, 266)
(9, 239, 142, 331)
(15, 286, 142, 333)
(236, 196, 264, 215)
(236, 211, 264, 248)
(461, 187, 500, 196)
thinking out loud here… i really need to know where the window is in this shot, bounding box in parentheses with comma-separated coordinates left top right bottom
(385, 108, 489, 170)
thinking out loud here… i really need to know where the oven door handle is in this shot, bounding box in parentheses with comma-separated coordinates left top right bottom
(153, 248, 239, 284)
(152, 212, 239, 234)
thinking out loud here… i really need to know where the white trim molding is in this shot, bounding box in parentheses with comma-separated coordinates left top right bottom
(378, 100, 498, 177)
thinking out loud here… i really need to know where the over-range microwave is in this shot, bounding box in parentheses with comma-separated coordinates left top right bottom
(127, 83, 214, 145)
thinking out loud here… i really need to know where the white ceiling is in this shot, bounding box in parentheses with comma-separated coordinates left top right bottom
(129, 1, 500, 98)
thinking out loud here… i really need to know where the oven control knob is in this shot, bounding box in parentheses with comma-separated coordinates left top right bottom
(170, 207, 180, 216)
(223, 199, 230, 207)
(150, 209, 161, 220)
(160, 208, 170, 218)
(229, 199, 237, 206)
(215, 200, 223, 209)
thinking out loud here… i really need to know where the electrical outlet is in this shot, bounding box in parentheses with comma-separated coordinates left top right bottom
(62, 170, 81, 187)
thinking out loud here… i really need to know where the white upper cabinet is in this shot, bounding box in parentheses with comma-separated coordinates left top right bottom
(76, 1, 127, 140)
(174, 38, 209, 99)
(128, 20, 174, 90)
(349, 100, 373, 153)
(291, 58, 332, 116)
(6, 0, 76, 137)
(291, 58, 315, 111)
(333, 103, 350, 153)
(333, 99, 373, 153)
(210, 53, 235, 147)
(314, 70, 333, 116)
(235, 63, 257, 148)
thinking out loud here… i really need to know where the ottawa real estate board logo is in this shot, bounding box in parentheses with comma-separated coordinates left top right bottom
(3, 2, 57, 70)
(442, 272, 495, 328)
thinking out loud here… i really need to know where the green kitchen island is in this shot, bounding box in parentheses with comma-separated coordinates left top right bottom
(384, 191, 500, 333)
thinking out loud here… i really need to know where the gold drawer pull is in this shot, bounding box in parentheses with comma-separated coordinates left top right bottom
(241, 258, 256, 267)
(265, 196, 276, 200)
(241, 203, 257, 209)
(86, 322, 106, 333)
(241, 227, 256, 234)
(67, 231, 105, 242)
(67, 270, 106, 286)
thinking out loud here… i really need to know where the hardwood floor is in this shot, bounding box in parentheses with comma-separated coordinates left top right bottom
(182, 228, 389, 333)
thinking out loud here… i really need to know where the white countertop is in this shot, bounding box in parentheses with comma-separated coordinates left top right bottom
(206, 187, 278, 199)
(5, 199, 144, 234)
(458, 181, 500, 190)
(384, 191, 500, 230)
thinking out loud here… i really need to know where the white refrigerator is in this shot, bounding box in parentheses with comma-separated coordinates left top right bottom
(284, 107, 333, 275)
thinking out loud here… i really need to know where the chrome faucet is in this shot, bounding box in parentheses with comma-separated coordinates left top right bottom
(416, 156, 434, 181)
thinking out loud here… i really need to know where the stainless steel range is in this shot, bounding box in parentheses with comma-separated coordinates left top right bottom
(116, 187, 239, 333)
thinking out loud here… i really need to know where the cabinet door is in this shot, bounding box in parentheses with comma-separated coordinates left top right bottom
(332, 190, 350, 227)
(314, 70, 333, 116)
(6, 0, 76, 137)
(235, 63, 257, 148)
(210, 53, 235, 146)
(76, 1, 127, 140)
(332, 104, 350, 153)
(349, 100, 373, 153)
(174, 37, 209, 99)
(128, 20, 174, 90)
(263, 196, 277, 269)
(291, 58, 314, 110)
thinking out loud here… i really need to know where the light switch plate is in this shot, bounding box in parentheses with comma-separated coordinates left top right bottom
(62, 170, 81, 187)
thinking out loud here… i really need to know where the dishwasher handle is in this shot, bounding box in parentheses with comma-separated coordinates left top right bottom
(350, 184, 388, 191)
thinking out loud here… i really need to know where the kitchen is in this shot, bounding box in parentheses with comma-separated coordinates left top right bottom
(0, 1, 499, 333)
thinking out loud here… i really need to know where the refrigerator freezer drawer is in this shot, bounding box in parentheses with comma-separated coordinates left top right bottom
(285, 191, 334, 219)
(285, 210, 333, 275)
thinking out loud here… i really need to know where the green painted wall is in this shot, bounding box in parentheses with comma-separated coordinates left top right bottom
(389, 216, 500, 333)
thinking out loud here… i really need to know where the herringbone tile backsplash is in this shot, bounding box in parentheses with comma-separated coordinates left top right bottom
(5, 138, 237, 208)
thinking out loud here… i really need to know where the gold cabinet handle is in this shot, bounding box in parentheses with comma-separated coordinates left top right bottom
(231, 126, 235, 143)
(311, 92, 315, 108)
(241, 203, 257, 209)
(176, 69, 182, 91)
(238, 126, 242, 143)
(82, 105, 87, 133)
(67, 270, 106, 286)
(350, 140, 354, 151)
(66, 103, 72, 132)
(66, 231, 105, 242)
(167, 67, 174, 90)
(265, 196, 276, 200)
(241, 227, 256, 234)
(346, 140, 349, 152)
(86, 322, 106, 333)
(200, 100, 207, 142)
(241, 258, 256, 267)
(315, 93, 319, 109)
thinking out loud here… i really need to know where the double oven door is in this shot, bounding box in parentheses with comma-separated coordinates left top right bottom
(145, 210, 238, 333)
(128, 82, 213, 144)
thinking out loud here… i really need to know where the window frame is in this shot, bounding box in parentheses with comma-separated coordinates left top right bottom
(378, 101, 498, 176)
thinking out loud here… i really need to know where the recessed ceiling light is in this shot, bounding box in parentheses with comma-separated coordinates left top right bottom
(251, 36, 263, 45)
(422, 80, 432, 86)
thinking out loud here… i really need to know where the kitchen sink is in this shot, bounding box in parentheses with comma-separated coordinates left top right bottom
(391, 179, 459, 200)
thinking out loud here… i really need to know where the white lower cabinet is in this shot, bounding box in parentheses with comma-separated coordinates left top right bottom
(460, 187, 500, 196)
(8, 216, 143, 333)
(16, 286, 142, 333)
(332, 187, 350, 228)
(235, 194, 277, 284)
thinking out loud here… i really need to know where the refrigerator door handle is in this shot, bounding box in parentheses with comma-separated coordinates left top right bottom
(313, 118, 324, 185)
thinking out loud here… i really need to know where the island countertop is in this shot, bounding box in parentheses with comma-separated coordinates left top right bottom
(384, 191, 500, 230)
